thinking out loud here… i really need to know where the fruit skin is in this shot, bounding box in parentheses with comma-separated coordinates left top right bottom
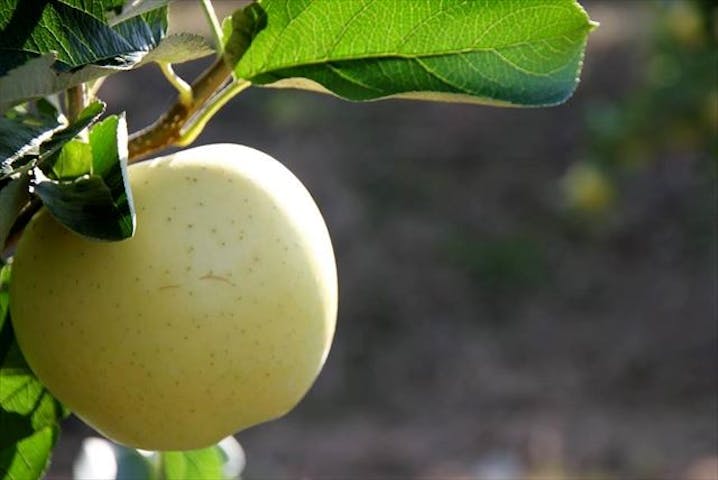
(10, 144, 337, 450)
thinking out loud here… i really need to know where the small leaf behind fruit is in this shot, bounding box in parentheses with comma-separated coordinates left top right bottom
(162, 447, 224, 480)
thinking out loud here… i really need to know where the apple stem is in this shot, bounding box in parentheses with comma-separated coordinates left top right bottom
(177, 79, 251, 147)
(127, 58, 233, 162)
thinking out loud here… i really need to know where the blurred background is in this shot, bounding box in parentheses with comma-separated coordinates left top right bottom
(49, 0, 716, 478)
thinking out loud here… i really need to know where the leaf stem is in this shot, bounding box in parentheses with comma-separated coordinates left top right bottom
(158, 62, 193, 106)
(127, 57, 234, 162)
(88, 78, 106, 100)
(200, 0, 224, 57)
(178, 80, 251, 147)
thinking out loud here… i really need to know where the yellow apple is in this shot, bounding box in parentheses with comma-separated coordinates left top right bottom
(9, 143, 337, 450)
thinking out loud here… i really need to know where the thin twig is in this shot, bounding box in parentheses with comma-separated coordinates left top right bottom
(65, 84, 88, 123)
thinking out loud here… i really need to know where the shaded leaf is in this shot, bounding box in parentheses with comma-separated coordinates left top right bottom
(0, 174, 30, 250)
(231, 0, 596, 106)
(108, 0, 173, 26)
(0, 263, 8, 331)
(1, 99, 104, 180)
(0, 0, 167, 75)
(0, 104, 64, 171)
(36, 100, 106, 174)
(0, 2, 172, 108)
(0, 55, 116, 112)
(33, 114, 135, 241)
(0, 36, 210, 110)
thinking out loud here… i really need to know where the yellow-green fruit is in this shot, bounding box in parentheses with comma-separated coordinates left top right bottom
(10, 143, 337, 450)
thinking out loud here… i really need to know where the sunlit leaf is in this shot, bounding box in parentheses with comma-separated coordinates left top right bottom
(230, 0, 596, 106)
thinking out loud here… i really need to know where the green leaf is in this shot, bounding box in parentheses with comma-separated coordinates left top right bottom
(33, 114, 136, 241)
(0, 100, 104, 251)
(0, 426, 58, 480)
(51, 140, 93, 180)
(0, 2, 177, 108)
(0, 266, 67, 480)
(162, 447, 224, 480)
(1, 99, 104, 181)
(231, 0, 596, 106)
(34, 100, 106, 175)
(0, 103, 64, 172)
(0, 0, 167, 74)
(0, 36, 211, 111)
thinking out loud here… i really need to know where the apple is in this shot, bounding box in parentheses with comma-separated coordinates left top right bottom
(9, 143, 338, 450)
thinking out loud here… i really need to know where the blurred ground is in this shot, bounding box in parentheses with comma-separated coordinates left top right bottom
(48, 1, 716, 479)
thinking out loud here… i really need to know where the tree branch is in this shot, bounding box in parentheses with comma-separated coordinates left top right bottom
(128, 58, 233, 162)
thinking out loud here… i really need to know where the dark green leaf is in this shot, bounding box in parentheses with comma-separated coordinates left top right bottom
(224, 2, 268, 68)
(140, 33, 214, 65)
(0, 104, 64, 172)
(231, 0, 596, 106)
(162, 447, 224, 480)
(57, 0, 123, 22)
(33, 114, 136, 241)
(108, 0, 172, 26)
(0, 263, 9, 332)
(36, 100, 106, 172)
(0, 1, 174, 108)
(0, 32, 211, 110)
(0, 0, 167, 74)
(0, 174, 30, 250)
